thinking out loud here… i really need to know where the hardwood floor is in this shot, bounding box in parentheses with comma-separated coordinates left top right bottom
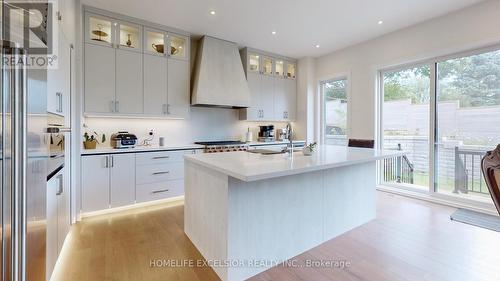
(53, 193, 500, 281)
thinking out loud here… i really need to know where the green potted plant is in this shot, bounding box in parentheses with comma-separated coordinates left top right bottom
(302, 142, 317, 156)
(83, 129, 106, 149)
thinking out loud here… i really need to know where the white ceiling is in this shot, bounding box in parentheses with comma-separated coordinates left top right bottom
(82, 0, 485, 58)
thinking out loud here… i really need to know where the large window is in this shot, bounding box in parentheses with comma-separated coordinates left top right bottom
(380, 47, 500, 204)
(321, 78, 348, 145)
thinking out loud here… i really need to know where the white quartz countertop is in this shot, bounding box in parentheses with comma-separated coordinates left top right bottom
(81, 144, 205, 155)
(184, 145, 404, 182)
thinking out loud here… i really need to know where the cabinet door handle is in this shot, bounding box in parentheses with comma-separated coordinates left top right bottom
(110, 155, 114, 168)
(115, 101, 120, 112)
(153, 156, 170, 159)
(110, 101, 115, 112)
(166, 104, 171, 115)
(152, 171, 170, 175)
(152, 189, 169, 194)
(56, 174, 63, 195)
(104, 156, 109, 168)
(55, 92, 63, 113)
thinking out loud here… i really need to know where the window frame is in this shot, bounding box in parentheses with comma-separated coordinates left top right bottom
(319, 74, 350, 145)
(376, 44, 500, 210)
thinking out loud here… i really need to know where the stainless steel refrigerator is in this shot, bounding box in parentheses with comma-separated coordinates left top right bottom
(1, 1, 49, 280)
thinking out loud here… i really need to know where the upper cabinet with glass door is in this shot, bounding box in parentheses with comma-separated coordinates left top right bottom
(168, 33, 189, 60)
(275, 60, 284, 77)
(86, 13, 114, 47)
(144, 28, 166, 56)
(247, 53, 260, 74)
(117, 21, 142, 52)
(262, 57, 274, 76)
(286, 61, 296, 79)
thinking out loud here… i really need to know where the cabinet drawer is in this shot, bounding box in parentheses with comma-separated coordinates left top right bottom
(136, 150, 194, 165)
(136, 162, 184, 184)
(136, 180, 183, 203)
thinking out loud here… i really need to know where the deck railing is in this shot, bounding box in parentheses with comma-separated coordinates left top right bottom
(383, 144, 414, 184)
(454, 147, 489, 195)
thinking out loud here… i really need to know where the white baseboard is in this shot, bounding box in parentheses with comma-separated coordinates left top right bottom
(80, 196, 185, 219)
(377, 185, 498, 216)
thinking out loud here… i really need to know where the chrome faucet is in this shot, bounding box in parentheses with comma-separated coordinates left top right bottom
(286, 123, 293, 154)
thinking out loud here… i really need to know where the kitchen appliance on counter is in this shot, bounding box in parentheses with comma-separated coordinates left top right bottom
(258, 125, 275, 142)
(277, 128, 289, 142)
(194, 141, 248, 153)
(111, 132, 138, 149)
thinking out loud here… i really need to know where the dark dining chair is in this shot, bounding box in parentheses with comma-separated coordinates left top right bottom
(482, 145, 500, 215)
(348, 139, 375, 149)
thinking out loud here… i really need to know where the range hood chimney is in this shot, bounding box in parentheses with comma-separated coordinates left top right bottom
(191, 36, 251, 108)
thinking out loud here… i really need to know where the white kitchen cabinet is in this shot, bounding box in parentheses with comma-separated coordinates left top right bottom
(239, 48, 297, 121)
(48, 30, 71, 116)
(57, 171, 70, 252)
(81, 149, 197, 214)
(83, 10, 190, 118)
(245, 72, 262, 120)
(82, 155, 110, 212)
(84, 43, 116, 114)
(261, 75, 275, 120)
(109, 154, 136, 208)
(82, 154, 136, 211)
(143, 54, 168, 115)
(167, 59, 190, 118)
(46, 173, 59, 281)
(115, 49, 143, 114)
(273, 77, 286, 120)
(284, 78, 297, 120)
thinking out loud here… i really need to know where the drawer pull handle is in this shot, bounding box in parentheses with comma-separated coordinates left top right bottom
(152, 171, 170, 175)
(152, 189, 170, 194)
(153, 156, 170, 159)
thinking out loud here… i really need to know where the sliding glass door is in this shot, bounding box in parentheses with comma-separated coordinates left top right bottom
(381, 66, 430, 190)
(380, 47, 500, 204)
(435, 49, 500, 201)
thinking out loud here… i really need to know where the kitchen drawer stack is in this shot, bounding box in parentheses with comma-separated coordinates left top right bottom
(81, 149, 197, 214)
(136, 150, 190, 202)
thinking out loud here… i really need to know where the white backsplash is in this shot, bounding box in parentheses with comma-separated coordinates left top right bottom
(83, 107, 292, 147)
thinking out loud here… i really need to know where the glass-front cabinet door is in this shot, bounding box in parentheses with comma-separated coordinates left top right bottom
(286, 61, 296, 79)
(117, 21, 142, 51)
(262, 57, 274, 76)
(168, 33, 188, 60)
(275, 60, 284, 77)
(86, 13, 114, 46)
(248, 53, 260, 73)
(145, 29, 166, 56)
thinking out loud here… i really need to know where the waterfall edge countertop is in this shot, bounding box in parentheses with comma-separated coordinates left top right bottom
(184, 145, 405, 182)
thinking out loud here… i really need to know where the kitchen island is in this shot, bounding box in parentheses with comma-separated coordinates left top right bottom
(184, 145, 403, 281)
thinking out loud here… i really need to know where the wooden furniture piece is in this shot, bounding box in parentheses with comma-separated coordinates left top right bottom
(348, 139, 375, 149)
(481, 144, 500, 215)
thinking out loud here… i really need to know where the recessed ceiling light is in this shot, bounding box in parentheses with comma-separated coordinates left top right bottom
(378, 20, 384, 25)
(315, 44, 320, 48)
(271, 31, 277, 35)
(210, 10, 216, 15)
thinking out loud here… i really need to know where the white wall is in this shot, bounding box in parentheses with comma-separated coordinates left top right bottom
(315, 0, 500, 140)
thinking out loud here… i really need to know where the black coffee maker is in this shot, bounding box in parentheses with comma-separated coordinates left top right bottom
(258, 125, 275, 142)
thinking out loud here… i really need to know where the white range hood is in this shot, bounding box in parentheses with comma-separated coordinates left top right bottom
(191, 36, 251, 108)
